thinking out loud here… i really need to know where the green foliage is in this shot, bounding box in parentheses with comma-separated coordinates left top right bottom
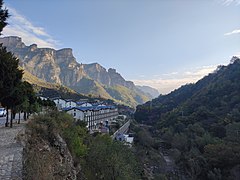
(0, 4, 40, 126)
(28, 111, 141, 179)
(37, 98, 55, 107)
(0, 0, 8, 34)
(70, 77, 112, 100)
(225, 122, 240, 143)
(0, 45, 23, 102)
(135, 129, 154, 148)
(207, 168, 222, 180)
(29, 111, 88, 158)
(204, 142, 240, 168)
(106, 85, 149, 107)
(63, 125, 88, 157)
(83, 134, 141, 180)
(134, 57, 240, 179)
(71, 78, 150, 108)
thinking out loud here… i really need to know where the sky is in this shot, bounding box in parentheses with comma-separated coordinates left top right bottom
(2, 0, 240, 94)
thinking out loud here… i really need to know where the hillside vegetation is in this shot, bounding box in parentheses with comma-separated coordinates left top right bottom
(106, 85, 149, 107)
(23, 68, 89, 101)
(24, 111, 141, 180)
(135, 57, 240, 179)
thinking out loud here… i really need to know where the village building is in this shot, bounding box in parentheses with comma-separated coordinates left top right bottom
(76, 102, 92, 107)
(63, 105, 118, 132)
(50, 97, 67, 110)
(65, 99, 77, 108)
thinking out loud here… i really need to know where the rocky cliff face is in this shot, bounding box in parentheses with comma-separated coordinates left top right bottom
(0, 36, 149, 107)
(23, 117, 79, 179)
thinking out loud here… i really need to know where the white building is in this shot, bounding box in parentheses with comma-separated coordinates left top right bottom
(76, 102, 92, 107)
(51, 97, 66, 110)
(65, 99, 77, 108)
(39, 96, 48, 101)
(63, 105, 118, 131)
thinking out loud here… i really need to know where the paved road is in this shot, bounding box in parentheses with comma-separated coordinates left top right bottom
(0, 122, 26, 179)
(0, 113, 25, 127)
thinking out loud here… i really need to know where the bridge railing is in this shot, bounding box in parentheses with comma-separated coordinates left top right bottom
(111, 120, 130, 139)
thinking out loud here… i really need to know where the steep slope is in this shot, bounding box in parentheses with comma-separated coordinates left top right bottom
(134, 57, 240, 179)
(22, 68, 88, 100)
(135, 56, 240, 125)
(69, 77, 112, 99)
(105, 85, 149, 107)
(0, 36, 149, 107)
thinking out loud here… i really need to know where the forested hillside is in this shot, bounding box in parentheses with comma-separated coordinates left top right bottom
(134, 57, 240, 179)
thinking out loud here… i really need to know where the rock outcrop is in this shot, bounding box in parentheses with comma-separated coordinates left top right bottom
(0, 36, 150, 107)
(23, 124, 78, 180)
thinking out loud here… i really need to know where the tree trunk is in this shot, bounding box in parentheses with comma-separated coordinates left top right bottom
(18, 112, 21, 124)
(24, 112, 27, 120)
(13, 112, 16, 119)
(10, 110, 13, 128)
(5, 107, 9, 127)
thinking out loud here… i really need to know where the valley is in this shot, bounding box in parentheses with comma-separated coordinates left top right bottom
(0, 0, 239, 179)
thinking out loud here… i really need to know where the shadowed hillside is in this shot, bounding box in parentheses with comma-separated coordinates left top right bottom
(134, 57, 240, 179)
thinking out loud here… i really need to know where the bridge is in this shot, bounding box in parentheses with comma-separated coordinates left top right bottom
(111, 120, 130, 139)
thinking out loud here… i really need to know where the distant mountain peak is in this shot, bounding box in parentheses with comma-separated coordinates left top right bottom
(108, 68, 117, 73)
(29, 44, 38, 51)
(0, 36, 151, 107)
(56, 48, 73, 56)
(1, 36, 26, 48)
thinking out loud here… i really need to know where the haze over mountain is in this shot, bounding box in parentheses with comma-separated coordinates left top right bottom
(136, 85, 159, 99)
(0, 36, 157, 107)
(135, 56, 240, 125)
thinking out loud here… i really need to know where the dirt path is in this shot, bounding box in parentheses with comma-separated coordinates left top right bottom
(0, 123, 26, 180)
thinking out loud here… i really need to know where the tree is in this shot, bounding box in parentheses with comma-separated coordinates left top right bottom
(2, 81, 25, 127)
(0, 0, 8, 34)
(0, 46, 23, 98)
(20, 81, 38, 119)
(14, 81, 38, 123)
(0, 0, 23, 127)
(84, 135, 141, 179)
(225, 122, 240, 143)
(0, 46, 23, 126)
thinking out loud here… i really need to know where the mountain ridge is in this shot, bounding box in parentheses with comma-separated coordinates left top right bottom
(136, 85, 159, 99)
(0, 36, 150, 107)
(134, 56, 240, 179)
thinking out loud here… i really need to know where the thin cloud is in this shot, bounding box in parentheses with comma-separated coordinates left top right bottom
(221, 0, 240, 6)
(224, 29, 240, 36)
(132, 65, 217, 94)
(162, 72, 179, 76)
(2, 6, 60, 48)
(234, 52, 240, 57)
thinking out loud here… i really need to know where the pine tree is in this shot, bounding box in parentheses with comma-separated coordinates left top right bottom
(0, 0, 8, 34)
(0, 0, 23, 126)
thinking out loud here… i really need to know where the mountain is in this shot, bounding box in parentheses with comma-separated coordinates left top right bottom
(0, 36, 149, 107)
(136, 85, 159, 99)
(135, 56, 240, 125)
(22, 68, 89, 100)
(134, 57, 240, 179)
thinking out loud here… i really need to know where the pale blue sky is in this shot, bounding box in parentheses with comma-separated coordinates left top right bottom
(3, 0, 240, 93)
